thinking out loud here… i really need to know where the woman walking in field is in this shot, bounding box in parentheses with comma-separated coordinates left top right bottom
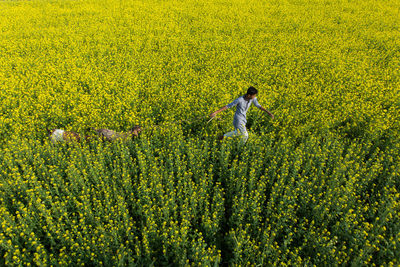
(209, 86, 274, 143)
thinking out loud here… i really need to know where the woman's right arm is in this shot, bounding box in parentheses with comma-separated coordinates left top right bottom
(210, 106, 228, 118)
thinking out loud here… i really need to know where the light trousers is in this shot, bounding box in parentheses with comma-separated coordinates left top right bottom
(223, 123, 248, 143)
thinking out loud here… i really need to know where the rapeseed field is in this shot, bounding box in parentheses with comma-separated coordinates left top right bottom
(0, 0, 399, 265)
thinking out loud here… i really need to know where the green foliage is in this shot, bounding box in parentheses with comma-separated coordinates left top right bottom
(0, 0, 399, 265)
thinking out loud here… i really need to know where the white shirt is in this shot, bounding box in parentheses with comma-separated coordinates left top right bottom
(227, 95, 261, 128)
(50, 129, 64, 143)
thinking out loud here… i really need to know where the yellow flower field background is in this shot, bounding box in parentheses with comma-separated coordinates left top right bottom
(0, 0, 399, 265)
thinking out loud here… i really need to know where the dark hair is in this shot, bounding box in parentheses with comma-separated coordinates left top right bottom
(130, 125, 141, 132)
(246, 86, 258, 96)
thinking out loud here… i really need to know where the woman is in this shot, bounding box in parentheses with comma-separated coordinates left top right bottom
(209, 86, 274, 143)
